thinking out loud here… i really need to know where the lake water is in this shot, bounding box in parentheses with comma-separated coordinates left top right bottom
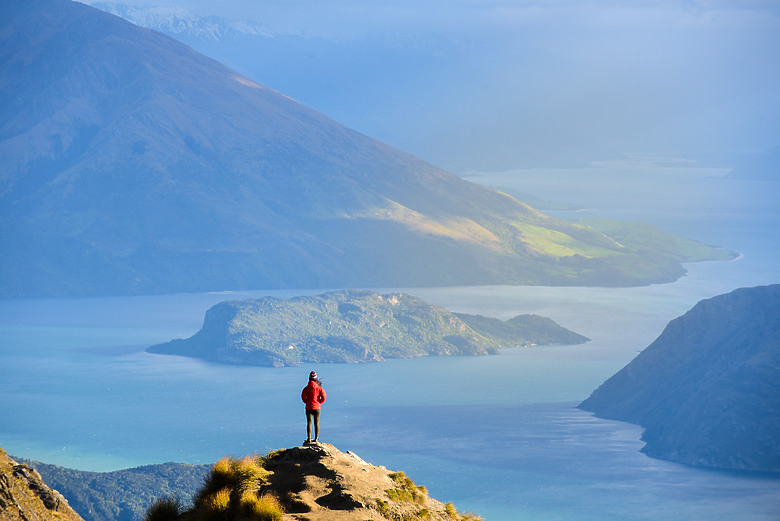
(1, 166, 778, 520)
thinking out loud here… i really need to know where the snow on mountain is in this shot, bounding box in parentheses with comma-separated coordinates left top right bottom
(90, 2, 275, 41)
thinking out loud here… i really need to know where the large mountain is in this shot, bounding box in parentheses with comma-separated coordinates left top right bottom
(0, 0, 726, 297)
(579, 284, 780, 473)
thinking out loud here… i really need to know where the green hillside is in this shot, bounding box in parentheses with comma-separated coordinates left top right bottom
(13, 458, 210, 521)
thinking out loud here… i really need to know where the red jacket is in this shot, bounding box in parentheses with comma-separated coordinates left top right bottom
(301, 380, 327, 410)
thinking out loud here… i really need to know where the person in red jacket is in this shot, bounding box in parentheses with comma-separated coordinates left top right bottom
(301, 371, 327, 444)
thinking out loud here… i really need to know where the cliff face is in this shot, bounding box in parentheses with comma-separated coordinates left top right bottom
(0, 448, 84, 521)
(579, 284, 780, 472)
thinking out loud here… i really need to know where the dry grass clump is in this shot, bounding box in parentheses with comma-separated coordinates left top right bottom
(144, 496, 185, 521)
(382, 472, 483, 521)
(239, 491, 283, 521)
(144, 454, 281, 521)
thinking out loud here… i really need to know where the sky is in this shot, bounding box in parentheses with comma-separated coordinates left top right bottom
(91, 0, 780, 171)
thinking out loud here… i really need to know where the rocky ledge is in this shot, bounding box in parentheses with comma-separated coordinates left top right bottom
(0, 448, 83, 521)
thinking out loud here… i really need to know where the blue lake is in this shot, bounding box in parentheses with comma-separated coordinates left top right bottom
(1, 166, 778, 519)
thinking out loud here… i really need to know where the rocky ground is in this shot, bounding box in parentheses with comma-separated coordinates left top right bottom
(0, 448, 83, 521)
(264, 443, 471, 520)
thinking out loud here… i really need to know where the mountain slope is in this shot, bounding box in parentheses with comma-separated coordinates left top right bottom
(0, 0, 725, 297)
(579, 284, 780, 472)
(0, 448, 84, 521)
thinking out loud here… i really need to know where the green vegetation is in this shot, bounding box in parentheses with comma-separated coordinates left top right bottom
(571, 218, 737, 262)
(149, 290, 589, 367)
(15, 458, 210, 521)
(384, 472, 482, 521)
(455, 313, 588, 346)
(386, 471, 426, 505)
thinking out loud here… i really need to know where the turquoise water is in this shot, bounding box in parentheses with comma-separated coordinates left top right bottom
(1, 167, 778, 519)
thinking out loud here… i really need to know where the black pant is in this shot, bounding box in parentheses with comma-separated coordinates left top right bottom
(306, 409, 320, 440)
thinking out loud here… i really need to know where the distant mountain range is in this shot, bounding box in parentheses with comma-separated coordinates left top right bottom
(580, 284, 780, 473)
(91, 2, 276, 41)
(0, 0, 733, 297)
(148, 290, 589, 366)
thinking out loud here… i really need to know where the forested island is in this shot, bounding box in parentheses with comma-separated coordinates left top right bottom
(148, 290, 589, 366)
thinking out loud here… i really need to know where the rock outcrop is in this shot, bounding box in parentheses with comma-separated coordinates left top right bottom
(264, 443, 468, 520)
(579, 284, 780, 472)
(0, 448, 84, 521)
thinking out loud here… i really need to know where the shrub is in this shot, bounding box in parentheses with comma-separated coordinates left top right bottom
(199, 488, 231, 521)
(156, 453, 282, 521)
(376, 498, 390, 516)
(144, 496, 184, 521)
(240, 491, 283, 521)
(194, 455, 269, 510)
(232, 455, 268, 493)
(386, 471, 426, 505)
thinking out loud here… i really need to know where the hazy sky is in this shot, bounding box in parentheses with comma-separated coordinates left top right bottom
(92, 0, 780, 170)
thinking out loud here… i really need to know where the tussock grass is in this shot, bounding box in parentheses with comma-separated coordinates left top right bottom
(146, 453, 281, 521)
(144, 496, 185, 521)
(240, 491, 283, 521)
(198, 488, 231, 520)
(386, 471, 426, 505)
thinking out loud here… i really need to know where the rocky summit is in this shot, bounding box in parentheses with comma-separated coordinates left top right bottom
(579, 284, 780, 473)
(264, 443, 472, 520)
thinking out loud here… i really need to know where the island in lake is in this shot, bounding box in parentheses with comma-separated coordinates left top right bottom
(148, 290, 589, 366)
